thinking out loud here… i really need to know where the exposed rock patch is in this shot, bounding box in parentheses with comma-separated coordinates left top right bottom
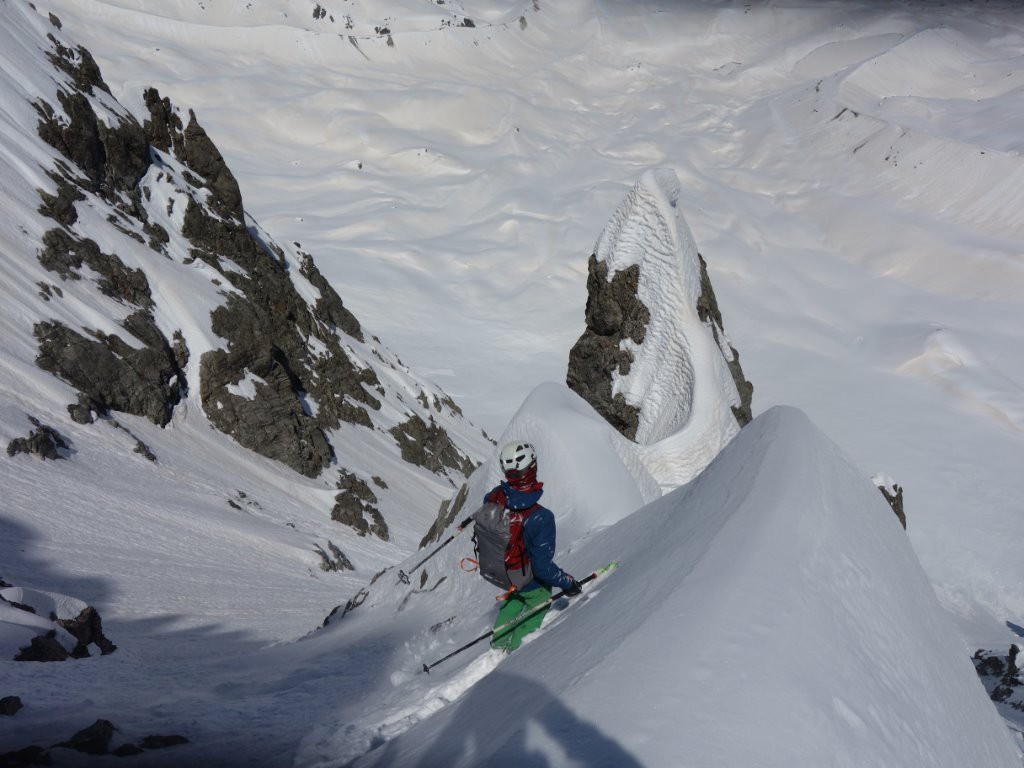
(567, 255, 648, 439)
(389, 414, 475, 476)
(58, 606, 117, 658)
(14, 630, 69, 662)
(420, 482, 470, 547)
(6, 417, 70, 460)
(314, 540, 354, 572)
(879, 482, 906, 529)
(974, 645, 1024, 708)
(332, 470, 389, 540)
(34, 316, 185, 427)
(38, 229, 153, 308)
(0, 696, 23, 716)
(58, 718, 115, 755)
(695, 253, 754, 426)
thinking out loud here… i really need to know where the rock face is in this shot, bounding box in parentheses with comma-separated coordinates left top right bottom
(35, 317, 185, 428)
(10, 11, 487, 568)
(567, 257, 650, 439)
(568, 170, 752, 444)
(389, 414, 476, 477)
(332, 470, 389, 540)
(567, 169, 754, 489)
(25, 28, 484, 486)
(2, 584, 116, 661)
(6, 417, 70, 460)
(144, 86, 384, 477)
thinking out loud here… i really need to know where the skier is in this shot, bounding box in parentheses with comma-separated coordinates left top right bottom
(486, 442, 581, 651)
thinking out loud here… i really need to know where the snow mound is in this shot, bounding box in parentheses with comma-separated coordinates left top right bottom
(352, 406, 1019, 767)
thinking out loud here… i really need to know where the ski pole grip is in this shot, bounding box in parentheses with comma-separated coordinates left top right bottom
(458, 515, 475, 530)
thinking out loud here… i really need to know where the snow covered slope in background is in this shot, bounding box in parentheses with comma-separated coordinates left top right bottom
(2, 0, 1024, 762)
(35, 0, 1024, 650)
(344, 407, 1018, 767)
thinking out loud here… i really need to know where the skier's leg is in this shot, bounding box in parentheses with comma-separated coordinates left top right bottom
(490, 587, 552, 651)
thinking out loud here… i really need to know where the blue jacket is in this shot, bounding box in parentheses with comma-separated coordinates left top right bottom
(485, 482, 574, 592)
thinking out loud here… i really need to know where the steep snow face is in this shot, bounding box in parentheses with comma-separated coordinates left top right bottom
(349, 407, 1019, 768)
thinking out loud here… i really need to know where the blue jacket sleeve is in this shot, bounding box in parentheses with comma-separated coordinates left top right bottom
(523, 507, 574, 590)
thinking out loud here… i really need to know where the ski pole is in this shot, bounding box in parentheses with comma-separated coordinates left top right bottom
(398, 515, 475, 585)
(421, 561, 618, 674)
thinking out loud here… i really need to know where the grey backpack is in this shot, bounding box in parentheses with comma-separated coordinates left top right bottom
(471, 503, 534, 590)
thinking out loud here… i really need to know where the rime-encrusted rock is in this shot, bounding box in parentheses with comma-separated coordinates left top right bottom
(331, 470, 389, 540)
(420, 482, 470, 547)
(6, 417, 69, 460)
(389, 414, 475, 476)
(567, 256, 649, 439)
(567, 169, 753, 451)
(35, 316, 185, 427)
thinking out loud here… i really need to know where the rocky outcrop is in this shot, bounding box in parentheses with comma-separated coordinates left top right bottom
(143, 88, 383, 475)
(37, 229, 153, 308)
(974, 645, 1024, 708)
(35, 316, 185, 428)
(314, 540, 355, 572)
(567, 169, 753, 448)
(420, 482, 470, 547)
(0, 718, 188, 764)
(879, 482, 906, 529)
(6, 417, 70, 460)
(29, 30, 388, 476)
(695, 253, 753, 426)
(389, 414, 475, 476)
(23, 24, 486, 530)
(331, 470, 389, 540)
(2, 584, 116, 661)
(567, 256, 649, 439)
(0, 696, 22, 716)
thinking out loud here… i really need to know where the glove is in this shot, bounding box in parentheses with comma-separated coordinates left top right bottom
(563, 578, 582, 597)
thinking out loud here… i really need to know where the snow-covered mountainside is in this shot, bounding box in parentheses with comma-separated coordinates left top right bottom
(3, 0, 1024, 763)
(0, 1, 490, 643)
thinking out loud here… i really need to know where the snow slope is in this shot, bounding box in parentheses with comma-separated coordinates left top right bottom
(347, 407, 1018, 767)
(1, 0, 1024, 763)
(34, 0, 1024, 652)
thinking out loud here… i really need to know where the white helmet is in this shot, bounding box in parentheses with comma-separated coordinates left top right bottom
(499, 442, 536, 474)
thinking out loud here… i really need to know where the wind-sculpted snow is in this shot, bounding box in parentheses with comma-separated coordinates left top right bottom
(347, 407, 1019, 767)
(569, 168, 750, 490)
